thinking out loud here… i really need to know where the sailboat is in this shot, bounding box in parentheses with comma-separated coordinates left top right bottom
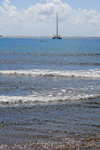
(52, 12, 61, 39)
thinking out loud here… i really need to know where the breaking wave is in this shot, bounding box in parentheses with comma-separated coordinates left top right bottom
(0, 94, 100, 105)
(0, 69, 100, 79)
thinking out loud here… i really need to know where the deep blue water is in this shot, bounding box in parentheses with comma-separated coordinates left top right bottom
(0, 37, 100, 71)
(0, 37, 100, 149)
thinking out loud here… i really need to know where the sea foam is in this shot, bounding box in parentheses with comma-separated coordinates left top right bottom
(0, 93, 99, 105)
(0, 69, 100, 79)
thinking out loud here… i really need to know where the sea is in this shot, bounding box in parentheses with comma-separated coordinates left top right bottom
(0, 36, 100, 149)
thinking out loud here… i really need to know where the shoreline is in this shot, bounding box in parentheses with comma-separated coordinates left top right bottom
(0, 136, 100, 150)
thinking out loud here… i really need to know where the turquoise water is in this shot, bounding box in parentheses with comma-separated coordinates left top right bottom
(0, 37, 100, 149)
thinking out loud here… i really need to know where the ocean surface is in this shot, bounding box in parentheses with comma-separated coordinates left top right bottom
(0, 36, 100, 149)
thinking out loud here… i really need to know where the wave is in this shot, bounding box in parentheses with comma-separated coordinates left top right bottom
(0, 51, 100, 57)
(0, 69, 100, 79)
(0, 94, 100, 105)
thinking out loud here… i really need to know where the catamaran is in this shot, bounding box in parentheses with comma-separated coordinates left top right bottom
(52, 12, 61, 39)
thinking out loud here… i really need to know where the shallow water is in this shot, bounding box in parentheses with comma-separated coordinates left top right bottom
(0, 100, 100, 149)
(0, 37, 100, 149)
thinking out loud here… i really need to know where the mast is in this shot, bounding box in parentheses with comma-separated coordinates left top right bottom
(52, 12, 61, 39)
(56, 12, 58, 37)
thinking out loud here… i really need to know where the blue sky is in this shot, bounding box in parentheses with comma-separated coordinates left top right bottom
(0, 0, 100, 36)
(65, 0, 100, 12)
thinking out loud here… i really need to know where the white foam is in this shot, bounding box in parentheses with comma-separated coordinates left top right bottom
(0, 94, 99, 105)
(0, 69, 100, 79)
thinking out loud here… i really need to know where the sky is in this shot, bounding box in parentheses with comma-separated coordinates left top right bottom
(0, 0, 100, 36)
